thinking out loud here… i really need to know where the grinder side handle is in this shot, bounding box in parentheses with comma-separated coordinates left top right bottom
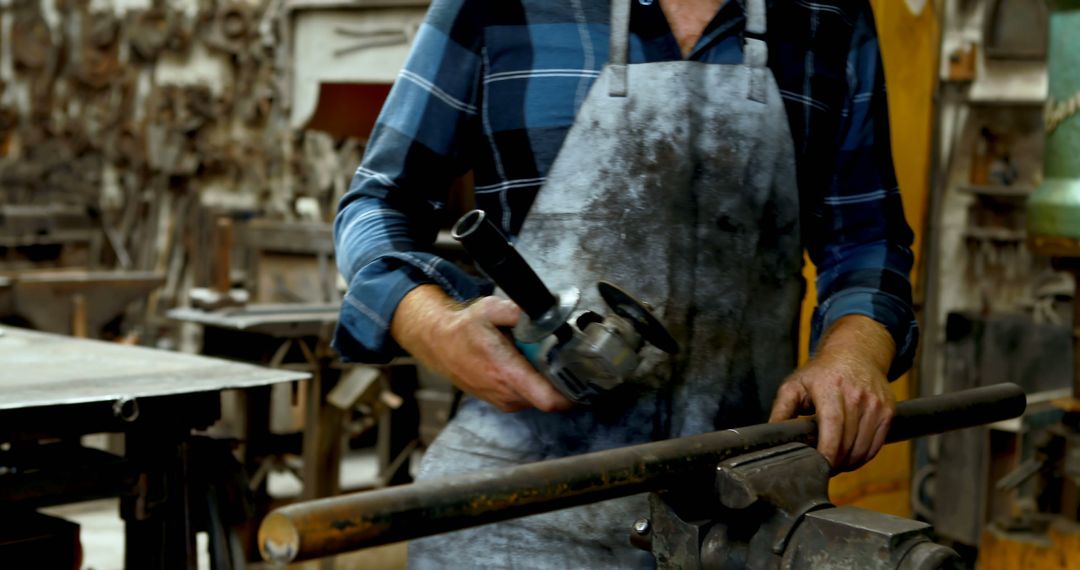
(451, 209, 558, 321)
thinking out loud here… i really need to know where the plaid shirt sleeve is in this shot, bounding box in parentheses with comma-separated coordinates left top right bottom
(806, 5, 918, 380)
(332, 0, 489, 363)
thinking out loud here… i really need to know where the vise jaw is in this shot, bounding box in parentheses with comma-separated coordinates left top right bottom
(637, 443, 961, 570)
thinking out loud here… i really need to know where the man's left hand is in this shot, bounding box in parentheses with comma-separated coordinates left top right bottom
(768, 315, 897, 472)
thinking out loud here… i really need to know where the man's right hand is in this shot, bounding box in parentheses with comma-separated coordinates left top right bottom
(390, 284, 574, 413)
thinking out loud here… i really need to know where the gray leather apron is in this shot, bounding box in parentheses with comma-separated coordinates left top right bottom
(410, 0, 803, 566)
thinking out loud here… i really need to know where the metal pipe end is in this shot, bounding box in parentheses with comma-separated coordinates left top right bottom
(259, 511, 301, 564)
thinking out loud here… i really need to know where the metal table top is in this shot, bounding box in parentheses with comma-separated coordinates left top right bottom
(0, 327, 308, 411)
(168, 303, 340, 337)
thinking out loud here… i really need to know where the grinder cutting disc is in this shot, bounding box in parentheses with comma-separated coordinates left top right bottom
(597, 281, 679, 354)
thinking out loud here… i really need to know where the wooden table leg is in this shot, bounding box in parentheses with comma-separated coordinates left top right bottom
(300, 352, 344, 501)
(71, 294, 88, 338)
(377, 366, 419, 487)
(299, 345, 344, 570)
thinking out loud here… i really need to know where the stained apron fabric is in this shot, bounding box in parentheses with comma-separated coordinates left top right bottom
(409, 0, 803, 566)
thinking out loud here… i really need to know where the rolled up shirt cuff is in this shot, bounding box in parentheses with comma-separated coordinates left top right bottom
(333, 252, 491, 364)
(811, 287, 919, 381)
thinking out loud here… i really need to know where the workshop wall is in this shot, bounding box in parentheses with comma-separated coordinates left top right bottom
(0, 0, 361, 327)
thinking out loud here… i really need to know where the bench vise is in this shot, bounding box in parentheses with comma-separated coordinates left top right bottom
(641, 442, 959, 569)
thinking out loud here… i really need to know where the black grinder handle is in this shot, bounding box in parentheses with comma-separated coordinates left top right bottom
(451, 210, 557, 320)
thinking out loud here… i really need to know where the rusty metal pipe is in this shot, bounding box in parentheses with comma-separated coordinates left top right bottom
(259, 383, 1026, 563)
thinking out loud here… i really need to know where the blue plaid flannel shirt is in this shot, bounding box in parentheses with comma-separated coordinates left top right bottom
(333, 0, 918, 379)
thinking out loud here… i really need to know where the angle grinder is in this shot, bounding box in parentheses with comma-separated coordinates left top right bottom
(451, 209, 679, 404)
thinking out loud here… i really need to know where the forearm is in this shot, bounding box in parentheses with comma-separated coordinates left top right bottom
(331, 0, 486, 362)
(332, 196, 486, 363)
(770, 1, 905, 470)
(814, 314, 896, 377)
(806, 1, 916, 378)
(390, 284, 457, 359)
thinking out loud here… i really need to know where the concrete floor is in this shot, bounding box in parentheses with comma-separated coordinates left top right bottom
(41, 450, 408, 570)
(43, 499, 127, 570)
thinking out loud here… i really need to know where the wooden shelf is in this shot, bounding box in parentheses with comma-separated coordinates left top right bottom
(963, 227, 1027, 241)
(958, 184, 1036, 198)
(965, 97, 1045, 107)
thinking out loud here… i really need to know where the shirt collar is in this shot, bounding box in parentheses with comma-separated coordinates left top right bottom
(631, 0, 771, 61)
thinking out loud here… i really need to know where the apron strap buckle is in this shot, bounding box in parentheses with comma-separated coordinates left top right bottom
(745, 37, 769, 103)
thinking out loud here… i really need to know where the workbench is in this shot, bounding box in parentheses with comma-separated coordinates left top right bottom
(0, 270, 164, 337)
(168, 303, 348, 501)
(168, 303, 422, 501)
(0, 326, 306, 569)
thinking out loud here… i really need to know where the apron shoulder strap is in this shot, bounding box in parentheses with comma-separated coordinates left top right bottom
(608, 0, 632, 96)
(607, 0, 771, 98)
(743, 0, 771, 102)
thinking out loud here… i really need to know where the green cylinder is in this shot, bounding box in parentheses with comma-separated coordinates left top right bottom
(1027, 0, 1080, 243)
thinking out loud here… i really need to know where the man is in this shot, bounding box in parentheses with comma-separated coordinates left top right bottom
(334, 0, 917, 567)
